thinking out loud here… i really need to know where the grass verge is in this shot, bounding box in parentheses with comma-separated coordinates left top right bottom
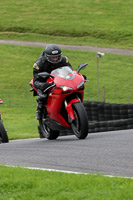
(0, 165, 133, 200)
(0, 0, 133, 49)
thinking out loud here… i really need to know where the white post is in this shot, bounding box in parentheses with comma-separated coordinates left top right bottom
(96, 52, 105, 102)
(97, 55, 100, 101)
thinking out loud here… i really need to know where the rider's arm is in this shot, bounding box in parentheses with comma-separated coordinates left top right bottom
(33, 63, 54, 90)
(33, 63, 46, 89)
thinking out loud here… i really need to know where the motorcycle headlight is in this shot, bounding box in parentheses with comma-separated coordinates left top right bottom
(60, 86, 73, 91)
(77, 81, 84, 89)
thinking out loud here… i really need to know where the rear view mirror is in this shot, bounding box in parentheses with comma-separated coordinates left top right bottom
(77, 63, 88, 73)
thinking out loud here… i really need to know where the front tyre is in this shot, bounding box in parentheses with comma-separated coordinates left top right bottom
(71, 102, 88, 139)
(0, 120, 9, 143)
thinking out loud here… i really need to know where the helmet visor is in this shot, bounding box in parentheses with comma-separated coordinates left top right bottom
(47, 53, 62, 64)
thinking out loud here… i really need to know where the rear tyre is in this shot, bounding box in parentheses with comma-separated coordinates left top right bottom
(39, 113, 59, 140)
(71, 102, 88, 139)
(0, 120, 8, 143)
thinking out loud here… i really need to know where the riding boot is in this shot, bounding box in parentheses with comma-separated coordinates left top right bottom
(36, 94, 47, 120)
(36, 104, 46, 138)
(36, 91, 47, 138)
(36, 105, 43, 120)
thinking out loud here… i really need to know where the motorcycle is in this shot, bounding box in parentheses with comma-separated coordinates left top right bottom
(0, 99, 8, 143)
(30, 63, 89, 140)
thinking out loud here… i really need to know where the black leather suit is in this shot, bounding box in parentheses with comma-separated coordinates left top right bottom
(33, 51, 72, 110)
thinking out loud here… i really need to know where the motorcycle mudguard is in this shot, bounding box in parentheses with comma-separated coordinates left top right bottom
(66, 99, 80, 121)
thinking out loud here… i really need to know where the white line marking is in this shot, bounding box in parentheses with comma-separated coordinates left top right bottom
(4, 165, 133, 179)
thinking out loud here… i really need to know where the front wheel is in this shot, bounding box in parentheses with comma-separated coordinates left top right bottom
(0, 120, 9, 143)
(71, 102, 88, 139)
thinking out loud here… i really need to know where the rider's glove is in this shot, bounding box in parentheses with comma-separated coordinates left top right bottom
(40, 82, 54, 90)
(43, 81, 55, 92)
(48, 81, 55, 87)
(46, 81, 55, 88)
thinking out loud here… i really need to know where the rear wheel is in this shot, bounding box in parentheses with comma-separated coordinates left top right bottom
(39, 113, 59, 140)
(71, 102, 88, 139)
(0, 120, 8, 143)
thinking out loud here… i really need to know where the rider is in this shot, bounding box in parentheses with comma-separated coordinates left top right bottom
(33, 44, 72, 120)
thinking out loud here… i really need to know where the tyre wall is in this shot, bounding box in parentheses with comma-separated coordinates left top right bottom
(83, 100, 133, 133)
(60, 101, 133, 136)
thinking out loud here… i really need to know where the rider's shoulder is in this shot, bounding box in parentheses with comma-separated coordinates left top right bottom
(62, 56, 69, 64)
(33, 63, 40, 70)
(34, 54, 47, 69)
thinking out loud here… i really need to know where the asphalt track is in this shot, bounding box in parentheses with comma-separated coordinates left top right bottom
(0, 129, 133, 178)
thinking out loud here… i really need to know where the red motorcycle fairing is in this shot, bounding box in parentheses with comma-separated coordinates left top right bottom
(30, 66, 85, 128)
(46, 89, 81, 128)
(45, 74, 84, 127)
(30, 79, 37, 91)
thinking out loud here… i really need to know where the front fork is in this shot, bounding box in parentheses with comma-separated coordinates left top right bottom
(65, 99, 80, 123)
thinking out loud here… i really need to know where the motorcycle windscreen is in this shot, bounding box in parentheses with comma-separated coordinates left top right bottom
(51, 66, 75, 80)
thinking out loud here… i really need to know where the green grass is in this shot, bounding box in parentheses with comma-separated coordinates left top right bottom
(0, 165, 133, 200)
(0, 44, 39, 139)
(0, 0, 133, 49)
(0, 44, 133, 140)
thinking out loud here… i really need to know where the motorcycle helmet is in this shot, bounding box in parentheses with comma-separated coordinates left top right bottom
(45, 44, 62, 64)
